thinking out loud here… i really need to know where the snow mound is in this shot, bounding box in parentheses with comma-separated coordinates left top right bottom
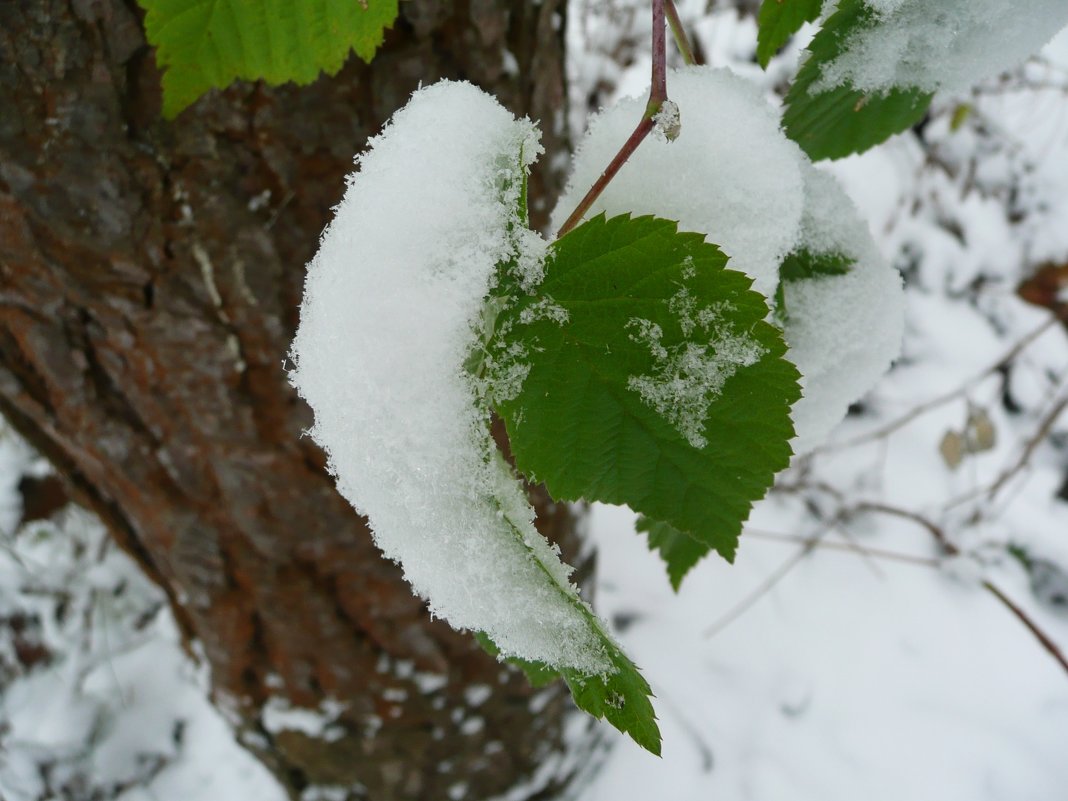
(818, 0, 1068, 95)
(782, 164, 905, 453)
(289, 81, 611, 674)
(551, 66, 807, 301)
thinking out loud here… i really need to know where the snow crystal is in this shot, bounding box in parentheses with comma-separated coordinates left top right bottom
(817, 0, 1068, 95)
(781, 164, 904, 453)
(289, 81, 612, 674)
(551, 66, 806, 301)
(628, 336, 765, 449)
(627, 288, 766, 449)
(652, 99, 680, 142)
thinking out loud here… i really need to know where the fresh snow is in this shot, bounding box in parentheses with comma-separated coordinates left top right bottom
(816, 0, 1068, 95)
(626, 306, 767, 450)
(288, 81, 613, 675)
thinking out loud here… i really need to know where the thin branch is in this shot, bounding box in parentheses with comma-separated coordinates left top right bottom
(664, 0, 698, 66)
(815, 314, 1063, 454)
(841, 497, 1068, 680)
(774, 480, 1068, 680)
(944, 387, 1068, 509)
(849, 500, 959, 555)
(986, 391, 1068, 498)
(702, 544, 814, 638)
(981, 580, 1068, 677)
(556, 0, 669, 238)
(554, 117, 656, 238)
(745, 528, 940, 569)
(703, 522, 834, 638)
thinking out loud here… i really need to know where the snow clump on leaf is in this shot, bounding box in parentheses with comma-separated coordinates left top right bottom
(289, 81, 613, 674)
(817, 0, 1068, 95)
(780, 163, 905, 453)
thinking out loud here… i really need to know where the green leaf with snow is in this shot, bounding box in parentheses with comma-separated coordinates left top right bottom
(474, 619, 660, 753)
(139, 0, 399, 118)
(488, 214, 800, 571)
(783, 0, 931, 160)
(774, 249, 854, 320)
(473, 631, 559, 689)
(756, 0, 823, 68)
(636, 515, 708, 591)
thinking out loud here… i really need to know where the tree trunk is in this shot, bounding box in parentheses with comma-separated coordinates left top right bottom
(0, 2, 596, 799)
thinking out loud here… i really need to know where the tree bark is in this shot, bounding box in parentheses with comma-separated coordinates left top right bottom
(0, 2, 596, 799)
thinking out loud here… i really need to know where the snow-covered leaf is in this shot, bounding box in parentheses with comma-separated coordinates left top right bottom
(774, 249, 854, 319)
(489, 214, 800, 567)
(140, 0, 399, 117)
(289, 80, 660, 754)
(756, 0, 822, 68)
(783, 0, 931, 161)
(473, 628, 661, 753)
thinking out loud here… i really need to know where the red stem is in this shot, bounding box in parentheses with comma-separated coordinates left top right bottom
(556, 0, 668, 238)
(555, 117, 656, 238)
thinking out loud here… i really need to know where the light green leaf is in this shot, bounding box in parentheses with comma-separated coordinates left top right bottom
(139, 0, 399, 118)
(636, 515, 708, 591)
(489, 214, 800, 568)
(756, 0, 823, 68)
(783, 0, 931, 160)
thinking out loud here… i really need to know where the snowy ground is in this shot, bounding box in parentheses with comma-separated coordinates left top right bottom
(3, 4, 1068, 801)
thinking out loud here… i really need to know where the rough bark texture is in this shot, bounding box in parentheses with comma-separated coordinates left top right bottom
(0, 2, 595, 799)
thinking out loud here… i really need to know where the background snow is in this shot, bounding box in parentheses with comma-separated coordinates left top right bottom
(2, 5, 1067, 801)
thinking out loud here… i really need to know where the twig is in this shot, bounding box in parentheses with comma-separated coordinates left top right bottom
(840, 498, 1068, 680)
(651, 0, 667, 105)
(745, 528, 939, 569)
(985, 391, 1068, 499)
(815, 314, 1063, 454)
(703, 523, 832, 638)
(556, 0, 669, 238)
(554, 118, 656, 238)
(944, 387, 1068, 510)
(981, 580, 1068, 677)
(664, 0, 698, 66)
(849, 500, 958, 555)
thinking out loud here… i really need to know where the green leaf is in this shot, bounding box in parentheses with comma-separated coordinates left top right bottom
(473, 628, 661, 754)
(473, 632, 560, 689)
(563, 647, 660, 756)
(489, 214, 800, 570)
(636, 515, 708, 591)
(756, 0, 823, 68)
(774, 249, 854, 320)
(783, 0, 931, 160)
(139, 0, 399, 118)
(779, 249, 853, 282)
